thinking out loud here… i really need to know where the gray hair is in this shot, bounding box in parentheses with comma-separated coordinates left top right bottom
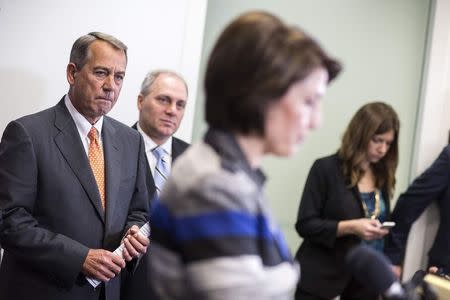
(69, 32, 128, 69)
(140, 70, 188, 97)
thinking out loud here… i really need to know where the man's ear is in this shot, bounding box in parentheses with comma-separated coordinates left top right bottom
(66, 63, 77, 84)
(137, 94, 144, 111)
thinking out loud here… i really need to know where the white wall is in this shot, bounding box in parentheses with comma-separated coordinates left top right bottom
(0, 0, 207, 141)
(402, 0, 450, 281)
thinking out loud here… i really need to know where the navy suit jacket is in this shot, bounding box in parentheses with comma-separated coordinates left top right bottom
(385, 145, 450, 271)
(121, 122, 189, 300)
(0, 99, 149, 300)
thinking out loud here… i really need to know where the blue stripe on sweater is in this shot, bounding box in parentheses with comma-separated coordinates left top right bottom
(174, 211, 272, 241)
(152, 201, 271, 239)
(151, 201, 292, 261)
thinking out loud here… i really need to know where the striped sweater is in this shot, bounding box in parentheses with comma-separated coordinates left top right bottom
(149, 129, 299, 299)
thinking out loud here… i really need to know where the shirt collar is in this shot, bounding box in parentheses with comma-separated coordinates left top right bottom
(136, 122, 172, 156)
(64, 95, 103, 138)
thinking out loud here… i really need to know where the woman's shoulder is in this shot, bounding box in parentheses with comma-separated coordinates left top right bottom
(312, 153, 341, 170)
(167, 142, 261, 213)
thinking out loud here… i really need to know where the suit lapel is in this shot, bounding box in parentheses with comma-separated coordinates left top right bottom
(145, 155, 156, 198)
(351, 186, 366, 217)
(102, 118, 121, 230)
(172, 138, 187, 161)
(53, 100, 105, 223)
(132, 122, 156, 199)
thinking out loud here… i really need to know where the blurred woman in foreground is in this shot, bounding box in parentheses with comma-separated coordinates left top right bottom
(149, 10, 341, 299)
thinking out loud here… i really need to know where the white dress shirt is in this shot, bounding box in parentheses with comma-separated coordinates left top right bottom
(64, 95, 103, 156)
(136, 122, 172, 176)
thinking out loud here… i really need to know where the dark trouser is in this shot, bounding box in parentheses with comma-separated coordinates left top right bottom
(99, 285, 105, 300)
(295, 288, 329, 300)
(295, 276, 379, 300)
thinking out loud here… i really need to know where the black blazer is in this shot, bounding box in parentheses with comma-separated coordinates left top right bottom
(295, 154, 391, 299)
(121, 122, 189, 300)
(0, 99, 148, 300)
(385, 145, 450, 271)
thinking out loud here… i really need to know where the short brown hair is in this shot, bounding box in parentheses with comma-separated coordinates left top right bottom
(70, 32, 128, 69)
(205, 11, 341, 135)
(338, 102, 400, 198)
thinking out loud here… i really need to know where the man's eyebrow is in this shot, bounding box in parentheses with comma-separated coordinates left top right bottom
(156, 93, 172, 98)
(92, 66, 125, 74)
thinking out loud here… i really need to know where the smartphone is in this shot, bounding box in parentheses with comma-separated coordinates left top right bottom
(381, 221, 396, 229)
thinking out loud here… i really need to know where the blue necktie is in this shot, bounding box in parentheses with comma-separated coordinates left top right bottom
(152, 147, 169, 195)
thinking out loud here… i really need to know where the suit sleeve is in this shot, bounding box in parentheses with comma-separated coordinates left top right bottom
(295, 159, 339, 248)
(385, 146, 450, 264)
(0, 121, 88, 289)
(124, 134, 149, 230)
(122, 134, 150, 273)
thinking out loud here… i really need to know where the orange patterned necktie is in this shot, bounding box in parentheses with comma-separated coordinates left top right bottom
(88, 127, 105, 210)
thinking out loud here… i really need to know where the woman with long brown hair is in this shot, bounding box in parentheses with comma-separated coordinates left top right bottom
(295, 102, 400, 300)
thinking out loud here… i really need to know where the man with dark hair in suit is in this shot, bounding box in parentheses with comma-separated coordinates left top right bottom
(0, 32, 149, 300)
(123, 69, 189, 300)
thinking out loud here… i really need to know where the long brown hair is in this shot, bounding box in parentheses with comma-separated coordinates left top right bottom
(338, 102, 400, 198)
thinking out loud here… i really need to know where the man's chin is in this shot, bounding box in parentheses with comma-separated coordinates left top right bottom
(97, 104, 113, 115)
(155, 129, 175, 140)
(159, 126, 177, 135)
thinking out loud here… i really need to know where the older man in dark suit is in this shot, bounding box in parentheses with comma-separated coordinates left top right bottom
(122, 70, 189, 300)
(0, 32, 149, 300)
